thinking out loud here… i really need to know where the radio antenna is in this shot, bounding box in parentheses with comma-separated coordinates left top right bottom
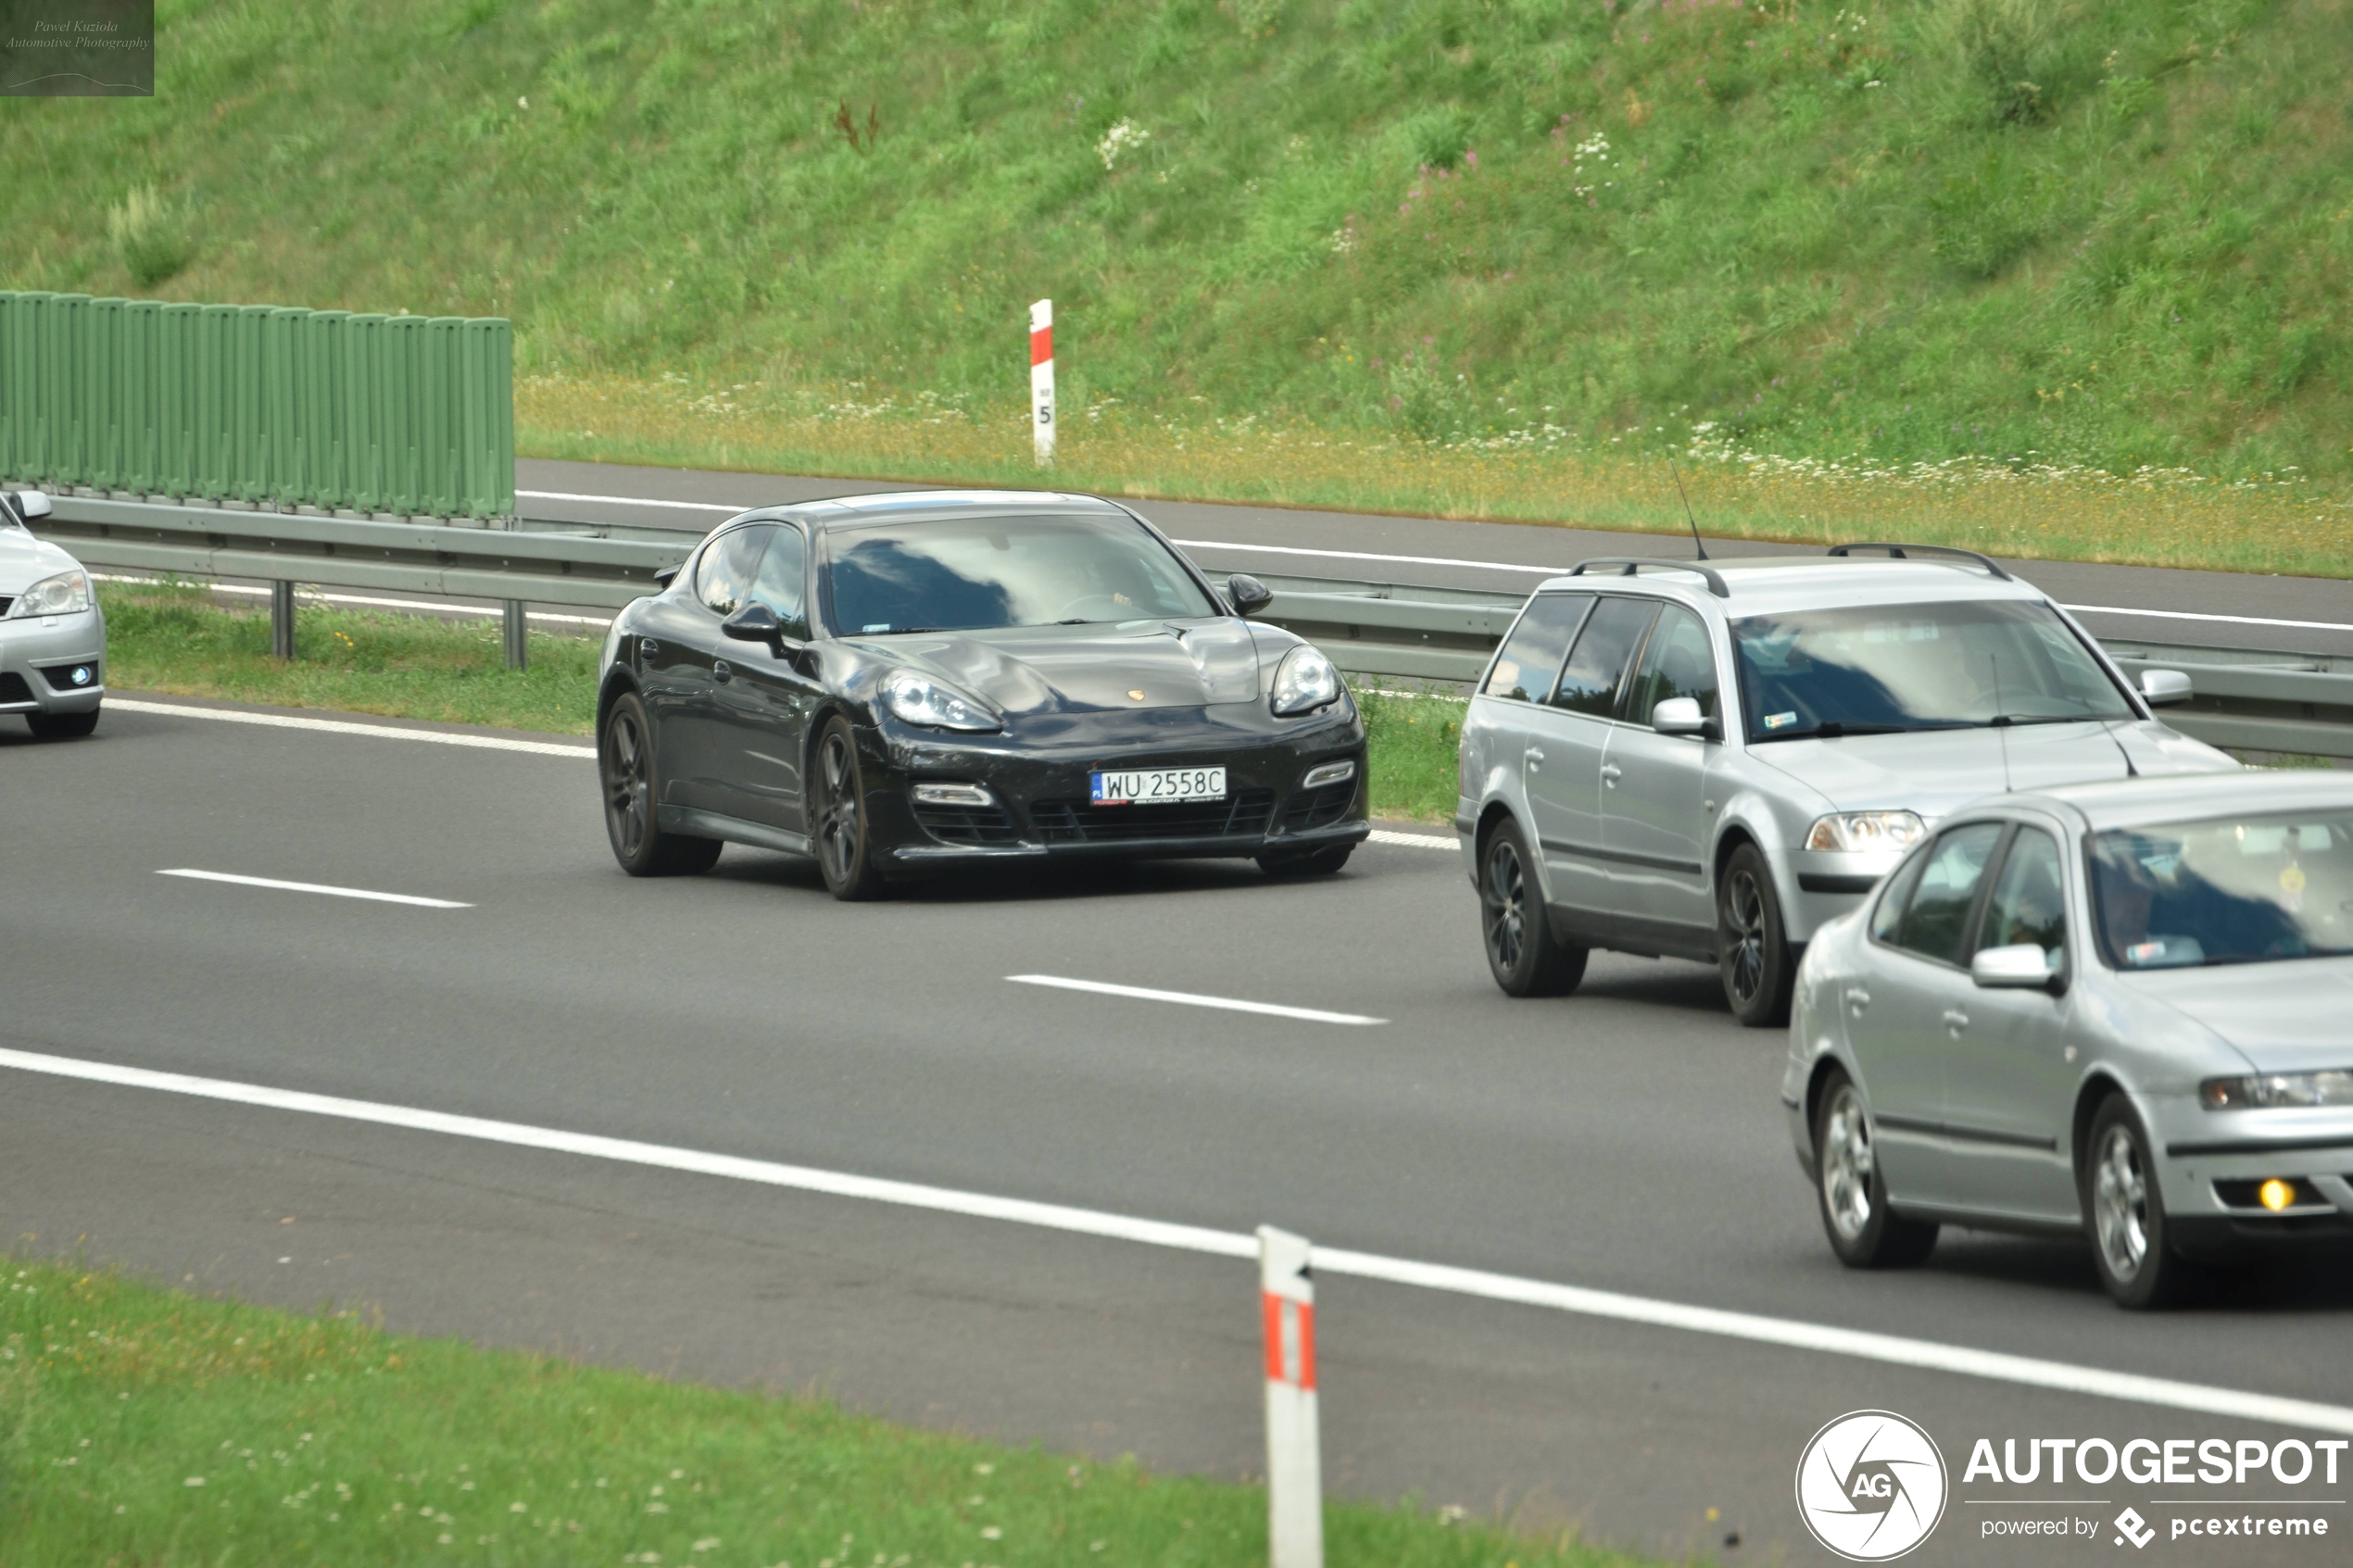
(1667, 455, 1708, 560)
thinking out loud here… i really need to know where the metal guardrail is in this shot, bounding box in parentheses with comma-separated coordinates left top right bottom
(27, 495, 2353, 759)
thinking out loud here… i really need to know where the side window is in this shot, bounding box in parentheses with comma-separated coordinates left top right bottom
(1980, 828, 2066, 961)
(1622, 606, 1720, 725)
(1553, 596, 1658, 718)
(1482, 592, 1592, 703)
(697, 524, 773, 617)
(1888, 822, 2005, 965)
(748, 524, 809, 638)
(1869, 848, 1930, 944)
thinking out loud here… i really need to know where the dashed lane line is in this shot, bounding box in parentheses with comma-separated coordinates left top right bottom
(107, 699, 597, 759)
(156, 869, 472, 909)
(5, 1042, 2352, 1434)
(1005, 973, 1387, 1026)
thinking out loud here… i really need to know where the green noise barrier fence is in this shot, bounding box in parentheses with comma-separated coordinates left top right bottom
(0, 291, 513, 522)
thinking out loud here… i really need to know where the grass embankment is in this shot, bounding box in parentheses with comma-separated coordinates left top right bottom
(0, 1256, 1661, 1567)
(97, 583, 1470, 821)
(6, 1, 2350, 571)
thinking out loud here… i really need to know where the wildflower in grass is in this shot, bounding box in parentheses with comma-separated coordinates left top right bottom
(1095, 118, 1149, 170)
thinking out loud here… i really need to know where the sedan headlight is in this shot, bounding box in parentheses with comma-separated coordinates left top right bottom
(1806, 810, 1926, 853)
(1271, 644, 1341, 717)
(2199, 1070, 2353, 1110)
(8, 569, 91, 617)
(879, 670, 1000, 732)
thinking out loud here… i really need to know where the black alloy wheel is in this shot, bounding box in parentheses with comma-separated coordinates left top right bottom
(1813, 1070, 1939, 1268)
(599, 690, 721, 876)
(1718, 841, 1794, 1027)
(811, 714, 888, 901)
(1257, 844, 1354, 877)
(1478, 818, 1588, 997)
(26, 708, 98, 738)
(2084, 1093, 2196, 1310)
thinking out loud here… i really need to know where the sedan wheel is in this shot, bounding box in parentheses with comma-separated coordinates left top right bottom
(1717, 842, 1794, 1027)
(1812, 1073, 1938, 1267)
(812, 715, 887, 901)
(2085, 1095, 2192, 1309)
(599, 691, 721, 877)
(1478, 819, 1587, 997)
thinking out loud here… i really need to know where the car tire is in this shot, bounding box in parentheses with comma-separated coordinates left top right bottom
(1257, 844, 1353, 877)
(1813, 1071, 1939, 1268)
(811, 714, 889, 901)
(1718, 841, 1795, 1027)
(2084, 1093, 2195, 1310)
(26, 706, 98, 739)
(1478, 818, 1589, 997)
(599, 690, 722, 877)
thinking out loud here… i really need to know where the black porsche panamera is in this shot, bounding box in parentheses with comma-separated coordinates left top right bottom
(594, 490, 1369, 898)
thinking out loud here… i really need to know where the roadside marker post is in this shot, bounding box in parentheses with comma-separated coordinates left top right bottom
(1029, 298, 1055, 467)
(1259, 1224, 1323, 1568)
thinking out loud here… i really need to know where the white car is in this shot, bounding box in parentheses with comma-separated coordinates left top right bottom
(1, 490, 105, 739)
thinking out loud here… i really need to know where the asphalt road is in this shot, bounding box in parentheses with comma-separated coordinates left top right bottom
(7, 696, 2351, 1564)
(517, 457, 2353, 662)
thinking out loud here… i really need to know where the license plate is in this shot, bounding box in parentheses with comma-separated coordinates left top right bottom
(1089, 766, 1227, 805)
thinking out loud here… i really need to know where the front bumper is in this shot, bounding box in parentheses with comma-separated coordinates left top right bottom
(0, 610, 105, 714)
(2154, 1102, 2353, 1260)
(864, 703, 1370, 867)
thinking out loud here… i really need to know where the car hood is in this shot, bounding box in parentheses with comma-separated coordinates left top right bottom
(852, 617, 1266, 714)
(1748, 720, 2235, 817)
(0, 529, 81, 596)
(2118, 957, 2353, 1072)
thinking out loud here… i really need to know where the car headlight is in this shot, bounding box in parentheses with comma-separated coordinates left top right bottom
(1806, 810, 1926, 853)
(2199, 1070, 2353, 1110)
(879, 670, 1000, 732)
(8, 569, 91, 617)
(1271, 644, 1341, 717)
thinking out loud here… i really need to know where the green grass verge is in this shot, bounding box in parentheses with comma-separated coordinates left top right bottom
(95, 582, 1463, 822)
(0, 1256, 1664, 1567)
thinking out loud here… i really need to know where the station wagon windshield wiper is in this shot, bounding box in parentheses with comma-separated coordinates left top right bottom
(1754, 721, 1921, 742)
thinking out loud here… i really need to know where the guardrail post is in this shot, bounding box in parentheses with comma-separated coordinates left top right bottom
(269, 580, 296, 660)
(1259, 1224, 1322, 1568)
(502, 599, 528, 671)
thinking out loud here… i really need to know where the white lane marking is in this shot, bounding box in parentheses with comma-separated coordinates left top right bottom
(108, 699, 596, 759)
(93, 574, 612, 628)
(514, 487, 2353, 637)
(1005, 973, 1387, 1026)
(5, 1043, 2351, 1434)
(1369, 829, 1455, 850)
(157, 869, 472, 909)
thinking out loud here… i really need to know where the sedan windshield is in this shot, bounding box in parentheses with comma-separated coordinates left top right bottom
(2091, 809, 2353, 969)
(822, 514, 1217, 634)
(1731, 599, 2133, 742)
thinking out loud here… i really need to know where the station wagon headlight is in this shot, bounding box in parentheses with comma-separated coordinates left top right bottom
(8, 569, 91, 617)
(1806, 810, 1926, 853)
(2198, 1070, 2353, 1110)
(1271, 644, 1341, 717)
(879, 670, 1000, 733)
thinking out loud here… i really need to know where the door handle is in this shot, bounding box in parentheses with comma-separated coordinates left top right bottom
(1844, 987, 1870, 1016)
(713, 659, 733, 684)
(1524, 747, 1543, 771)
(1601, 762, 1622, 787)
(1942, 1008, 1969, 1036)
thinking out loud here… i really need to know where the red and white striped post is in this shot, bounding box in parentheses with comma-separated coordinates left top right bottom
(1259, 1224, 1323, 1568)
(1029, 298, 1055, 467)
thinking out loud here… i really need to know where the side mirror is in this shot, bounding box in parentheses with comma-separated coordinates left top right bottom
(1651, 696, 1714, 737)
(651, 563, 682, 590)
(5, 489, 53, 524)
(722, 603, 783, 643)
(1971, 943, 2059, 990)
(1227, 573, 1274, 616)
(2139, 668, 2192, 707)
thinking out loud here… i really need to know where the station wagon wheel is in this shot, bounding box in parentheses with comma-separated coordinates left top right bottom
(1812, 1071, 1937, 1268)
(812, 714, 887, 901)
(2084, 1094, 2193, 1310)
(1717, 842, 1794, 1028)
(598, 690, 720, 877)
(1478, 818, 1587, 998)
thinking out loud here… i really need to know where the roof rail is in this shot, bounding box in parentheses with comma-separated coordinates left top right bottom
(1564, 558, 1731, 598)
(1827, 542, 2011, 581)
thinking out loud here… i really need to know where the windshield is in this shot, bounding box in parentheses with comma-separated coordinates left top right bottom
(1730, 599, 2133, 742)
(2091, 808, 2353, 970)
(821, 514, 1218, 634)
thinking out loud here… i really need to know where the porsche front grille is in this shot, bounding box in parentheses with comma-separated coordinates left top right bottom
(1029, 789, 1276, 844)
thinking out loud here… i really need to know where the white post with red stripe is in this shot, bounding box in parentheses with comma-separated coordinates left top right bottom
(1259, 1224, 1323, 1568)
(1028, 298, 1056, 467)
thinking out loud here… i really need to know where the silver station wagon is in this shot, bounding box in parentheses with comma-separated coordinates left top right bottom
(1784, 771, 2353, 1308)
(1455, 546, 2236, 1022)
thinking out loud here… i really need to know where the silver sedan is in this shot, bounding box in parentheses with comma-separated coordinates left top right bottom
(1, 489, 105, 738)
(1783, 770, 2353, 1307)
